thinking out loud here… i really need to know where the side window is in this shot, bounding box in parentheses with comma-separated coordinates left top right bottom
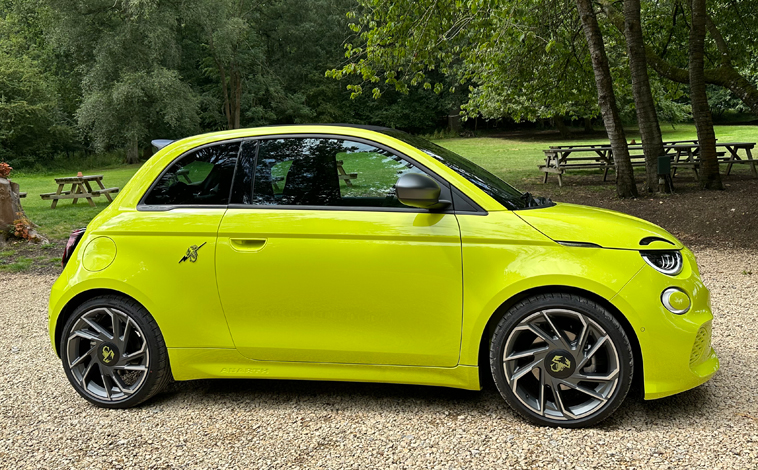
(246, 137, 426, 208)
(144, 142, 240, 206)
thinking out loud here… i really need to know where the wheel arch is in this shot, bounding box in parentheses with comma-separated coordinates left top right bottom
(476, 285, 644, 394)
(53, 289, 150, 357)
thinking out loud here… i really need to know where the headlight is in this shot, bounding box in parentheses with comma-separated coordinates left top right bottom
(640, 250, 683, 276)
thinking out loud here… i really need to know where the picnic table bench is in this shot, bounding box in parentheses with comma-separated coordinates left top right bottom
(336, 160, 358, 186)
(40, 175, 119, 208)
(547, 139, 701, 150)
(540, 141, 755, 186)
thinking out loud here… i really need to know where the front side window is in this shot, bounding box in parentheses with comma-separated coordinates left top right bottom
(236, 137, 427, 208)
(380, 130, 528, 210)
(144, 142, 239, 206)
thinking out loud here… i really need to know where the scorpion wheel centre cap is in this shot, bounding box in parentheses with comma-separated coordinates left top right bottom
(546, 350, 576, 379)
(98, 342, 120, 367)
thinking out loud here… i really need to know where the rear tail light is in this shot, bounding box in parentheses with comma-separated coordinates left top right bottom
(62, 228, 86, 268)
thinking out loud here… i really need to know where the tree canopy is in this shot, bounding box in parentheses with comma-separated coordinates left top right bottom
(0, 0, 755, 182)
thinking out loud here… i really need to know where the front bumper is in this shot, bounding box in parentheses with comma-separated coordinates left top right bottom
(612, 248, 719, 400)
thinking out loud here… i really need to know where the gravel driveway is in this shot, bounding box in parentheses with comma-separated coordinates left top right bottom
(1, 247, 757, 469)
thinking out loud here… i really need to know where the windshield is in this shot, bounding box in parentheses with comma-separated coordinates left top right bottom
(380, 130, 532, 210)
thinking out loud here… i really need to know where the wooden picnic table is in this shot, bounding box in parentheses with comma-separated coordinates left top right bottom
(547, 139, 701, 150)
(40, 174, 119, 209)
(540, 141, 756, 186)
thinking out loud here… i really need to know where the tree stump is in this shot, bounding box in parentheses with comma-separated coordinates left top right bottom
(0, 177, 47, 243)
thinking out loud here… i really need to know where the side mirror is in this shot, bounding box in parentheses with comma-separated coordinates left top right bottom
(395, 173, 451, 209)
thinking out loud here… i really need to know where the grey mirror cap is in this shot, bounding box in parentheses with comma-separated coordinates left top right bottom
(396, 173, 441, 208)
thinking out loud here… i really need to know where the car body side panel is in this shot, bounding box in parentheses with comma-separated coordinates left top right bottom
(49, 208, 235, 352)
(455, 211, 647, 366)
(167, 347, 481, 390)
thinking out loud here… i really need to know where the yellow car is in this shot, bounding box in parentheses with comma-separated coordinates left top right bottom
(49, 125, 719, 427)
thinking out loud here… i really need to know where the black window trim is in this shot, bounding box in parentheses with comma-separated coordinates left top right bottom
(138, 133, 486, 215)
(138, 137, 247, 211)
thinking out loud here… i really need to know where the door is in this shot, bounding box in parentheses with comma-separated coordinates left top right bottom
(127, 140, 240, 348)
(216, 136, 463, 366)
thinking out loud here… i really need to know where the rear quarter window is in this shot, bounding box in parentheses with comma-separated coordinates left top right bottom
(143, 142, 240, 206)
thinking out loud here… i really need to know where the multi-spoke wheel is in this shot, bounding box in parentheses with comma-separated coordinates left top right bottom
(490, 294, 633, 427)
(60, 296, 171, 408)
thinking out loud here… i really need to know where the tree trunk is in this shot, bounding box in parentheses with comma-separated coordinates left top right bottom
(233, 71, 242, 129)
(599, 1, 758, 118)
(584, 117, 593, 133)
(0, 178, 46, 243)
(624, 0, 665, 193)
(554, 115, 572, 138)
(689, 0, 723, 189)
(0, 178, 21, 231)
(577, 0, 638, 198)
(125, 135, 140, 164)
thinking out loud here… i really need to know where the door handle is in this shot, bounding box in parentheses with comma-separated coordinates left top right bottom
(230, 238, 267, 252)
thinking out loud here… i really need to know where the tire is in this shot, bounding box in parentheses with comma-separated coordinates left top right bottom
(60, 295, 172, 408)
(490, 293, 634, 428)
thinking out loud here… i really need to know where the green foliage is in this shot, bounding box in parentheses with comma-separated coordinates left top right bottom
(328, 0, 601, 123)
(47, 0, 200, 156)
(2, 0, 757, 171)
(0, 3, 74, 164)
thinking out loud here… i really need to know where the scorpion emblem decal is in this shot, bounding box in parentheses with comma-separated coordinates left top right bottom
(179, 242, 207, 264)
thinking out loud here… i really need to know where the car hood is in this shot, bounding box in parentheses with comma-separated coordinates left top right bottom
(515, 203, 683, 250)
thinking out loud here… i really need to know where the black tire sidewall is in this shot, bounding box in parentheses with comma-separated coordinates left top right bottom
(490, 294, 634, 428)
(60, 296, 168, 409)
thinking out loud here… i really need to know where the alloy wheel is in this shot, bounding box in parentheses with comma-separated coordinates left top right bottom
(502, 308, 620, 421)
(65, 307, 150, 402)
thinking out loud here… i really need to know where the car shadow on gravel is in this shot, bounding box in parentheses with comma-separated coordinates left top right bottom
(151, 377, 718, 429)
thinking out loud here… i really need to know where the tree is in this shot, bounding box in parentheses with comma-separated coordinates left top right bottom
(689, 0, 722, 189)
(185, 0, 266, 130)
(623, 0, 664, 193)
(0, 1, 75, 164)
(330, 1, 645, 195)
(0, 52, 57, 162)
(603, 0, 758, 119)
(46, 0, 200, 163)
(576, 0, 637, 197)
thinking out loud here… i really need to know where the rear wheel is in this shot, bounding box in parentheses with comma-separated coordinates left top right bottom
(490, 293, 633, 427)
(60, 296, 171, 408)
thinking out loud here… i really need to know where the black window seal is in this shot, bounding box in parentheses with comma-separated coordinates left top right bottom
(138, 137, 249, 210)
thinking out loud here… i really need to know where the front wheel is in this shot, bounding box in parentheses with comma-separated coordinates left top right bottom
(490, 293, 634, 427)
(60, 295, 171, 408)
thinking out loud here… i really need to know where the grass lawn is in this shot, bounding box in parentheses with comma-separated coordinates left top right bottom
(436, 123, 758, 186)
(11, 165, 142, 240)
(6, 123, 758, 242)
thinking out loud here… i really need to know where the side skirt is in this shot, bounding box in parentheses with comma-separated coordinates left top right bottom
(168, 348, 482, 391)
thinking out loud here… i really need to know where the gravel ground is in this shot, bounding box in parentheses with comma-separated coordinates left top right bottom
(1, 247, 757, 469)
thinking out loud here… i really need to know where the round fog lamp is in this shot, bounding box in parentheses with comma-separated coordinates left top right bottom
(661, 288, 691, 314)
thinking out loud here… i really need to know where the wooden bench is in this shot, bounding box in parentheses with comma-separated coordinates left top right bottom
(336, 160, 358, 186)
(18, 192, 26, 198)
(91, 187, 119, 197)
